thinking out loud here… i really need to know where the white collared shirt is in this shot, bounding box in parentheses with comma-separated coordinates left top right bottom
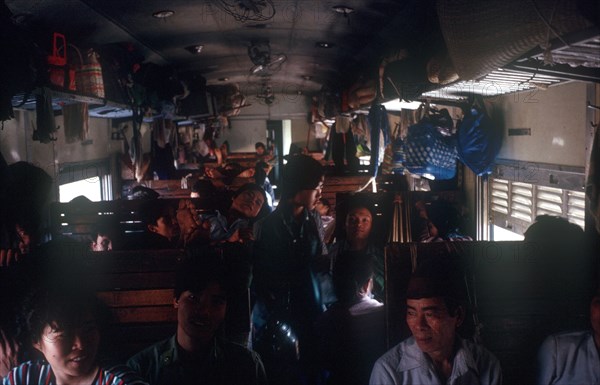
(537, 330, 600, 385)
(369, 336, 502, 385)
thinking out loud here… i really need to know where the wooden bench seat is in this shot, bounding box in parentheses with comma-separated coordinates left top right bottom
(74, 249, 185, 360)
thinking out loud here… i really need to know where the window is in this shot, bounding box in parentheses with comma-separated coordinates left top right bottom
(489, 177, 585, 240)
(58, 159, 112, 202)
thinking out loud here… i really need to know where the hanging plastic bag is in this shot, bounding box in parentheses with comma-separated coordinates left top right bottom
(456, 106, 501, 175)
(404, 119, 457, 180)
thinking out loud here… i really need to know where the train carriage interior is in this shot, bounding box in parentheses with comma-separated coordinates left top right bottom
(1, 0, 600, 384)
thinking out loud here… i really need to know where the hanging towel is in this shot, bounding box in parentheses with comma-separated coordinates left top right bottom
(367, 105, 391, 176)
(62, 103, 89, 143)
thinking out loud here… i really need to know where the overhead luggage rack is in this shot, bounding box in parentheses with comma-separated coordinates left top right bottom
(11, 88, 133, 118)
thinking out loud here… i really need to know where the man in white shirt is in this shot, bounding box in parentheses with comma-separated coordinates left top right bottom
(536, 288, 600, 385)
(369, 261, 502, 385)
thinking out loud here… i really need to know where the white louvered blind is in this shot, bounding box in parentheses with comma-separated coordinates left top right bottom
(490, 178, 585, 235)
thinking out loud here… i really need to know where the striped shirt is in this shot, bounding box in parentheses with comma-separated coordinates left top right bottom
(3, 361, 149, 385)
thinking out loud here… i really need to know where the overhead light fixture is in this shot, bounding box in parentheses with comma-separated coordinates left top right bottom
(218, 77, 229, 82)
(302, 75, 312, 81)
(316, 42, 334, 48)
(332, 5, 354, 16)
(152, 10, 175, 19)
(185, 45, 203, 54)
(381, 99, 423, 111)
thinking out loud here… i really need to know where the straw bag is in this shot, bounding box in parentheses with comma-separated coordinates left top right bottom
(72, 46, 105, 98)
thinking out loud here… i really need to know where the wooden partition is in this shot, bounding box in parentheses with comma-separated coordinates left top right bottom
(49, 197, 229, 247)
(65, 249, 186, 361)
(385, 241, 596, 385)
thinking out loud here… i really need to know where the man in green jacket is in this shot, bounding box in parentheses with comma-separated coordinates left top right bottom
(127, 258, 267, 385)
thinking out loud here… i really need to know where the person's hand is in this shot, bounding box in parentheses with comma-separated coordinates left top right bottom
(177, 200, 212, 244)
(238, 227, 255, 242)
(177, 199, 200, 232)
(0, 249, 19, 268)
(226, 229, 241, 243)
(205, 167, 224, 179)
(0, 329, 19, 377)
(237, 168, 255, 178)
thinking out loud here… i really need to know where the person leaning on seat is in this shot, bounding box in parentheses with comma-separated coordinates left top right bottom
(369, 259, 502, 385)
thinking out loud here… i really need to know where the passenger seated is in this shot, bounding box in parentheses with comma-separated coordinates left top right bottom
(254, 161, 274, 211)
(413, 199, 473, 242)
(127, 258, 267, 385)
(326, 198, 384, 304)
(315, 198, 335, 245)
(1, 161, 54, 377)
(139, 200, 181, 249)
(315, 256, 385, 385)
(3, 283, 147, 385)
(89, 219, 116, 252)
(179, 183, 266, 246)
(1, 161, 53, 264)
(369, 259, 502, 385)
(536, 286, 600, 384)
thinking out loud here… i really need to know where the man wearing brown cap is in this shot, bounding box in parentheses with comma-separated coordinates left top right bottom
(369, 260, 502, 385)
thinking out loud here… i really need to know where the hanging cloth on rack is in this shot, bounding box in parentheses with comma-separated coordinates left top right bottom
(367, 105, 391, 177)
(62, 102, 89, 143)
(326, 122, 360, 174)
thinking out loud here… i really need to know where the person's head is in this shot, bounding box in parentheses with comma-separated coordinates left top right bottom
(280, 155, 324, 209)
(22, 285, 109, 383)
(405, 259, 465, 359)
(255, 142, 266, 155)
(524, 215, 584, 243)
(89, 220, 115, 252)
(333, 252, 375, 304)
(190, 179, 216, 199)
(344, 201, 374, 246)
(3, 161, 53, 251)
(220, 140, 230, 155)
(230, 183, 266, 219)
(315, 198, 331, 217)
(174, 258, 228, 348)
(140, 200, 180, 241)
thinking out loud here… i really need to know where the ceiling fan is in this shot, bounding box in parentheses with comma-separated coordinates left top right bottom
(215, 0, 276, 22)
(248, 39, 287, 76)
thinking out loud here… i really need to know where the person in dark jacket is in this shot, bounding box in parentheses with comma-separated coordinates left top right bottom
(127, 258, 267, 385)
(252, 155, 327, 385)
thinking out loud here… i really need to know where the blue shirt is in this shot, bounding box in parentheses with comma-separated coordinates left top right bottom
(369, 336, 502, 385)
(201, 210, 250, 242)
(537, 330, 600, 385)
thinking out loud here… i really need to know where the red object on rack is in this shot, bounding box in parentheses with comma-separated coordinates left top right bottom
(47, 32, 67, 66)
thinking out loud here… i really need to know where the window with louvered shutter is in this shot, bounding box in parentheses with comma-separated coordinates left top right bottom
(489, 178, 585, 237)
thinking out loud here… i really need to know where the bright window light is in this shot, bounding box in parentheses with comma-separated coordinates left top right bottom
(492, 225, 524, 241)
(59, 177, 102, 202)
(381, 99, 422, 111)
